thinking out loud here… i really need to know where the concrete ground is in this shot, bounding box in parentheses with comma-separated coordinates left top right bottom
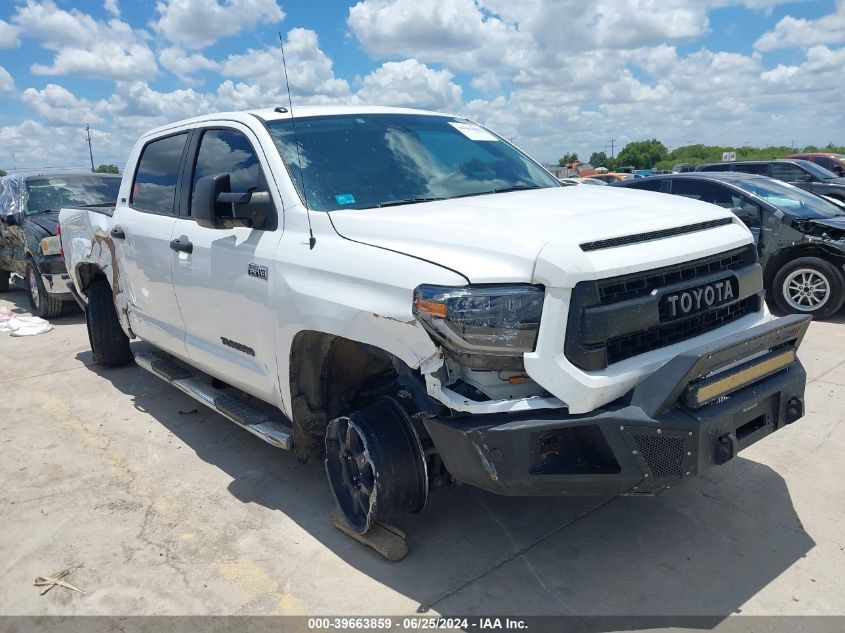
(1, 276, 844, 619)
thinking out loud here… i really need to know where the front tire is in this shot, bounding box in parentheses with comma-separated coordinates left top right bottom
(25, 260, 64, 319)
(772, 256, 845, 319)
(86, 279, 133, 367)
(325, 397, 428, 534)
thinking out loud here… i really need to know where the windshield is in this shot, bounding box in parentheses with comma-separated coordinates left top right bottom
(266, 114, 559, 211)
(24, 175, 121, 215)
(734, 177, 844, 219)
(796, 160, 839, 180)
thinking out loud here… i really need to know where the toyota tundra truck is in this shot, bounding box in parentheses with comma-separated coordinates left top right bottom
(59, 106, 809, 534)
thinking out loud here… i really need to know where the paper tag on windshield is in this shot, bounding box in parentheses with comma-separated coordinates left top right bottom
(448, 121, 499, 141)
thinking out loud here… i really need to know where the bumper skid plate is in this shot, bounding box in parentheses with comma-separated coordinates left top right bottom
(424, 315, 810, 497)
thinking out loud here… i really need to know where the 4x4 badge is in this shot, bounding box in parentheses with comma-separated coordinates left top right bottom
(248, 263, 268, 280)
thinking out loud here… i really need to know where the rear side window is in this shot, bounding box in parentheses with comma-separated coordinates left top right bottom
(697, 164, 728, 172)
(131, 133, 189, 214)
(814, 156, 834, 170)
(733, 163, 770, 176)
(669, 179, 726, 203)
(623, 179, 664, 192)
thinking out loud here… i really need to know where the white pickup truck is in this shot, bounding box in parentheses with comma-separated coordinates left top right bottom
(60, 106, 809, 534)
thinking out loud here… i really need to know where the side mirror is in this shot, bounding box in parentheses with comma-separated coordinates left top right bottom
(194, 173, 274, 230)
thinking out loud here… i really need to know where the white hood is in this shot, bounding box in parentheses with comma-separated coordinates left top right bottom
(328, 186, 751, 285)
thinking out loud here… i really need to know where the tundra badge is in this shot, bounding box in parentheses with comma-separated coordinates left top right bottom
(248, 263, 269, 280)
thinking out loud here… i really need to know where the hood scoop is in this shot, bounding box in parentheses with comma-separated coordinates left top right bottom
(580, 218, 733, 252)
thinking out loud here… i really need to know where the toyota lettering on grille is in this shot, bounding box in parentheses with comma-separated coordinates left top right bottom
(661, 278, 737, 320)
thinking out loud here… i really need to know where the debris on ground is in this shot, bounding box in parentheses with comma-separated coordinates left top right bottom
(34, 569, 86, 596)
(330, 513, 408, 561)
(0, 309, 54, 336)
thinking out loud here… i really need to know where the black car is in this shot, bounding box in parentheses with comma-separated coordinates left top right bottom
(613, 172, 845, 318)
(0, 172, 121, 317)
(696, 159, 845, 203)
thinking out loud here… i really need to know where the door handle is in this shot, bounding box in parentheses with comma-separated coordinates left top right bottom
(170, 238, 193, 254)
(110, 226, 126, 239)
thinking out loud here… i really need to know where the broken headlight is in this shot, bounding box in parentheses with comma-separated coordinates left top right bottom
(413, 284, 544, 360)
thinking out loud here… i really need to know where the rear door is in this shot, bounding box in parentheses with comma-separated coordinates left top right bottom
(170, 124, 284, 404)
(110, 131, 190, 356)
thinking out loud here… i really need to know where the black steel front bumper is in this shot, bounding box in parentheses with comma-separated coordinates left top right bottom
(424, 315, 810, 497)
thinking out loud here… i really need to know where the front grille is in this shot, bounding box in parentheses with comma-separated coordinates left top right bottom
(564, 245, 761, 371)
(606, 296, 758, 365)
(632, 434, 685, 479)
(596, 246, 754, 305)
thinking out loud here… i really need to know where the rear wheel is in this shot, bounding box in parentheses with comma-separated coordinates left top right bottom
(772, 257, 845, 319)
(86, 279, 133, 367)
(25, 260, 64, 319)
(325, 397, 427, 534)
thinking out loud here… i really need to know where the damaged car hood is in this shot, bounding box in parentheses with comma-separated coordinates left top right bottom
(328, 186, 742, 283)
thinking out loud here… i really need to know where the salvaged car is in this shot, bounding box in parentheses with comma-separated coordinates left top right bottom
(60, 107, 809, 537)
(614, 172, 845, 318)
(696, 159, 845, 203)
(0, 172, 121, 317)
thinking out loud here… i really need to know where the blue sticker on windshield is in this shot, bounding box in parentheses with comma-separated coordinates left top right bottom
(335, 193, 356, 205)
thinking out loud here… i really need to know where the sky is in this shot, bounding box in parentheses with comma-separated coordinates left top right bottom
(0, 0, 844, 173)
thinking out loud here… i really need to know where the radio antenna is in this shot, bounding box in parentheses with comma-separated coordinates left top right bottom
(279, 32, 315, 250)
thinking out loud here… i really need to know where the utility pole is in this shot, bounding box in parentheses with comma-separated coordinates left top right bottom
(85, 124, 95, 172)
(610, 139, 615, 159)
(12, 152, 17, 173)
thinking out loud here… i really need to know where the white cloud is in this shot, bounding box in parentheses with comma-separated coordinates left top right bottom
(755, 1, 845, 51)
(357, 59, 463, 110)
(104, 0, 120, 18)
(21, 84, 103, 126)
(13, 1, 157, 80)
(0, 19, 20, 48)
(220, 28, 351, 99)
(0, 66, 15, 94)
(154, 0, 285, 48)
(160, 47, 220, 82)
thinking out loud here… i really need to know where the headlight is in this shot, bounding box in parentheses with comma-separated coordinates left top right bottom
(413, 284, 544, 358)
(39, 236, 61, 256)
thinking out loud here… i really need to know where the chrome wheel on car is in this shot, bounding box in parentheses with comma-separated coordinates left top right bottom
(783, 268, 830, 312)
(27, 266, 40, 310)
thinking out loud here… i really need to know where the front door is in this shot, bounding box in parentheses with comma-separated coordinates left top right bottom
(170, 125, 284, 405)
(110, 131, 190, 357)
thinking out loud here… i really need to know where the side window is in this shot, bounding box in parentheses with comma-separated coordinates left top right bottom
(625, 179, 663, 192)
(772, 163, 808, 182)
(697, 164, 728, 173)
(815, 156, 834, 170)
(190, 129, 269, 218)
(669, 180, 711, 200)
(729, 193, 762, 229)
(732, 163, 769, 176)
(131, 133, 188, 214)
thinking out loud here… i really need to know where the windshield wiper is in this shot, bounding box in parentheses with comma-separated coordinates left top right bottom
(452, 184, 543, 199)
(27, 208, 56, 216)
(377, 197, 446, 208)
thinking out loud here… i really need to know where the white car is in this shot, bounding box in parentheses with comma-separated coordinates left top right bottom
(60, 106, 809, 535)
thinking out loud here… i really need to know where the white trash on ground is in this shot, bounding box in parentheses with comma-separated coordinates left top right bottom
(0, 307, 54, 336)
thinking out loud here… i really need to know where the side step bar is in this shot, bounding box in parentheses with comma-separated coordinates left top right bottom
(135, 352, 293, 450)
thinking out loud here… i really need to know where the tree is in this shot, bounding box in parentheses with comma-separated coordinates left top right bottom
(589, 151, 616, 169)
(616, 139, 669, 169)
(558, 152, 579, 166)
(94, 164, 120, 174)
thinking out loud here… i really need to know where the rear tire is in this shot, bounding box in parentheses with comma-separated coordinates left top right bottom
(0, 270, 9, 292)
(325, 397, 428, 534)
(86, 279, 133, 367)
(25, 260, 64, 319)
(771, 256, 845, 319)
